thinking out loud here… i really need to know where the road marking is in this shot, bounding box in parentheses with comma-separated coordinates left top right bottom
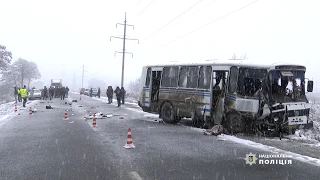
(128, 171, 143, 180)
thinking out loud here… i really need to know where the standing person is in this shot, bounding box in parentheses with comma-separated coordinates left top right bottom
(97, 87, 101, 98)
(65, 86, 69, 98)
(49, 86, 54, 100)
(106, 86, 113, 104)
(120, 87, 126, 104)
(114, 86, 121, 107)
(44, 86, 48, 100)
(14, 87, 18, 103)
(89, 88, 93, 98)
(18, 88, 22, 102)
(60, 86, 66, 100)
(43, 86, 48, 100)
(20, 85, 28, 107)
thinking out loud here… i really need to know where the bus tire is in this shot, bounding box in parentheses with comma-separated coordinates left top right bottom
(160, 102, 177, 124)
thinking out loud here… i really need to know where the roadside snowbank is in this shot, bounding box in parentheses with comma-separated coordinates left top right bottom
(0, 100, 38, 127)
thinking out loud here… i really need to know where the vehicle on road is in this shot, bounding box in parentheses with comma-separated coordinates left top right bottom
(51, 79, 62, 88)
(80, 88, 85, 95)
(138, 60, 314, 136)
(84, 89, 89, 96)
(91, 88, 98, 96)
(28, 89, 42, 100)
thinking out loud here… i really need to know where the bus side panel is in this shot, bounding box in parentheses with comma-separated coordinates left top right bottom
(158, 88, 210, 118)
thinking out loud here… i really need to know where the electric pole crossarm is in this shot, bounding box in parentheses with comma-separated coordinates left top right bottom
(114, 51, 134, 58)
(116, 23, 135, 30)
(110, 36, 124, 41)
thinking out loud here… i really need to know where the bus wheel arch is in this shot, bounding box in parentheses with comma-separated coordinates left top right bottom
(160, 101, 178, 124)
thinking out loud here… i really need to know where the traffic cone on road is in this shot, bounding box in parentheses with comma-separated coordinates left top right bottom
(124, 128, 135, 149)
(29, 107, 32, 115)
(64, 111, 69, 120)
(14, 105, 17, 112)
(92, 113, 97, 127)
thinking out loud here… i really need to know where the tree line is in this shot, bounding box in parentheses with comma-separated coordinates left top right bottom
(0, 44, 41, 103)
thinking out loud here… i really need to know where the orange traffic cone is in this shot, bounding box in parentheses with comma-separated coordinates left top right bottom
(92, 113, 97, 127)
(124, 128, 135, 149)
(14, 105, 17, 112)
(29, 107, 32, 115)
(64, 112, 69, 120)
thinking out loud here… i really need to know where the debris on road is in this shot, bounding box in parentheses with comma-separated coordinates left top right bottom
(65, 102, 67, 104)
(78, 105, 83, 107)
(69, 103, 72, 105)
(46, 105, 53, 109)
(203, 125, 224, 136)
(69, 121, 74, 123)
(72, 100, 77, 102)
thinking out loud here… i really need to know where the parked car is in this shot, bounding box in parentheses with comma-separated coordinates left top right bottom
(28, 89, 42, 100)
(92, 88, 98, 96)
(84, 89, 89, 95)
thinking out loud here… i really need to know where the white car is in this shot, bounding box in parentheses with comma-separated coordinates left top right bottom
(29, 89, 42, 100)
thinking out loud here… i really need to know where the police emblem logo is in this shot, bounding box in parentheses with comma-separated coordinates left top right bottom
(245, 152, 257, 166)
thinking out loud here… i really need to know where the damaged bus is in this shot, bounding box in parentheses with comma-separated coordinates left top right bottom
(137, 60, 314, 135)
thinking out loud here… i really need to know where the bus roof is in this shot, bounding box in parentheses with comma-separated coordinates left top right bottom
(143, 60, 306, 70)
(144, 60, 270, 69)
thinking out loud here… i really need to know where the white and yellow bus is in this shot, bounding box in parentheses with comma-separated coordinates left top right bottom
(137, 60, 314, 135)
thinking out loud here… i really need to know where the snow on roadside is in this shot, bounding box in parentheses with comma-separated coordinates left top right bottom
(0, 100, 38, 127)
(220, 134, 320, 167)
(291, 102, 320, 146)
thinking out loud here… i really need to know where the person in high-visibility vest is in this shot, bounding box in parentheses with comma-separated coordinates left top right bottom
(20, 85, 28, 107)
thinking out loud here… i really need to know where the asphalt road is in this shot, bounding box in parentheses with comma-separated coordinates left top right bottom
(0, 93, 320, 180)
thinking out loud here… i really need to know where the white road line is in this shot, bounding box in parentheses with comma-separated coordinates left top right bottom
(128, 171, 143, 180)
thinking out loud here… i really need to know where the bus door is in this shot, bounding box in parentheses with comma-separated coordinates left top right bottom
(150, 67, 162, 103)
(143, 68, 152, 107)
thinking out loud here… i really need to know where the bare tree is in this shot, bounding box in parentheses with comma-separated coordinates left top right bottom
(126, 78, 141, 99)
(0, 45, 12, 72)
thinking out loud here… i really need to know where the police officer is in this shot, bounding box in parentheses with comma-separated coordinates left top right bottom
(20, 85, 28, 107)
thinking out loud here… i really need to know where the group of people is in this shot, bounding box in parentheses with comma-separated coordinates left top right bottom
(45, 86, 70, 100)
(105, 86, 126, 107)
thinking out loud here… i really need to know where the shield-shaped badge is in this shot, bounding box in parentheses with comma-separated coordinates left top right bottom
(249, 156, 254, 162)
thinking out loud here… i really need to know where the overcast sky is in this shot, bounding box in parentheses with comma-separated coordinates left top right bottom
(0, 0, 319, 90)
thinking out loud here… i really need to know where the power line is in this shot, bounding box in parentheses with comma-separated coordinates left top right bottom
(138, 0, 144, 4)
(143, 0, 204, 41)
(159, 0, 259, 48)
(138, 0, 156, 16)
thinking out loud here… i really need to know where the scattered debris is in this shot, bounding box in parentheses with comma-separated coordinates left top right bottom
(46, 105, 53, 109)
(40, 102, 45, 103)
(72, 100, 78, 102)
(65, 102, 67, 104)
(69, 103, 72, 105)
(78, 105, 83, 107)
(69, 121, 74, 123)
(204, 125, 224, 136)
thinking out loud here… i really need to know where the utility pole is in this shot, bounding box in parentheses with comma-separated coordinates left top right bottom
(80, 65, 84, 101)
(110, 12, 139, 88)
(81, 65, 84, 89)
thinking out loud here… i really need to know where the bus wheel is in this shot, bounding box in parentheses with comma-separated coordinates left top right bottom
(160, 102, 177, 124)
(227, 113, 245, 134)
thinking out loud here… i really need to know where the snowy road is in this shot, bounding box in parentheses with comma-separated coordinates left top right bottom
(0, 93, 320, 180)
